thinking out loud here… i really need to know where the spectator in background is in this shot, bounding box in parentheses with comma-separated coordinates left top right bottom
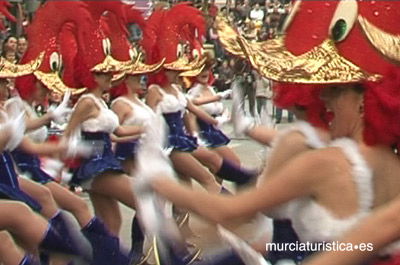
(17, 35, 28, 59)
(216, 59, 234, 91)
(1, 35, 18, 63)
(234, 59, 256, 117)
(249, 3, 264, 22)
(4, 49, 17, 63)
(275, 106, 294, 124)
(253, 70, 272, 116)
(257, 25, 269, 41)
(2, 35, 17, 54)
(208, 20, 224, 60)
(208, 0, 219, 18)
(237, 0, 251, 21)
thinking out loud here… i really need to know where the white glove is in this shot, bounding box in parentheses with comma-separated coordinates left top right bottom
(64, 130, 94, 158)
(217, 89, 232, 100)
(215, 113, 230, 128)
(41, 158, 64, 180)
(3, 111, 26, 151)
(49, 90, 72, 125)
(218, 226, 270, 265)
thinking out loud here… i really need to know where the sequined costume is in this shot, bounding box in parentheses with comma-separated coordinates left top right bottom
(70, 94, 123, 187)
(187, 83, 230, 148)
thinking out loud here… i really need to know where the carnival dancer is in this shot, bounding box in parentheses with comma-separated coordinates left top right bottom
(56, 3, 151, 264)
(185, 58, 240, 166)
(0, 200, 91, 264)
(9, 2, 141, 264)
(143, 3, 257, 189)
(141, 0, 400, 264)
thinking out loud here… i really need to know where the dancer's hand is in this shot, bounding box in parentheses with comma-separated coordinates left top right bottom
(215, 111, 231, 128)
(63, 130, 94, 158)
(217, 89, 232, 100)
(50, 90, 73, 124)
(42, 158, 64, 180)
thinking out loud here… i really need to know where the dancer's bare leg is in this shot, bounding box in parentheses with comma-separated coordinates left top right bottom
(170, 150, 220, 193)
(121, 158, 136, 176)
(89, 192, 122, 235)
(0, 231, 25, 265)
(212, 146, 241, 167)
(191, 147, 223, 174)
(45, 182, 92, 227)
(19, 178, 58, 219)
(0, 201, 48, 251)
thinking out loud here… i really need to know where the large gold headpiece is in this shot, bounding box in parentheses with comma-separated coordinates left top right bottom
(220, 0, 400, 84)
(0, 53, 44, 78)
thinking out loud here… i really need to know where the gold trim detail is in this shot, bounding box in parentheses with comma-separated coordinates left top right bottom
(34, 71, 87, 95)
(215, 15, 246, 58)
(179, 57, 207, 77)
(358, 16, 400, 63)
(0, 52, 44, 78)
(124, 56, 166, 76)
(153, 236, 161, 265)
(91, 54, 126, 73)
(239, 36, 381, 84)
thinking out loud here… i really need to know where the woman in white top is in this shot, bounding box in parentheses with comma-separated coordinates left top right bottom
(187, 59, 241, 166)
(111, 59, 164, 174)
(146, 59, 224, 193)
(148, 82, 400, 265)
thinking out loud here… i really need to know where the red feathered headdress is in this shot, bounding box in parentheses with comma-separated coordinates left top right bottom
(64, 1, 132, 90)
(15, 1, 92, 99)
(142, 3, 206, 86)
(240, 0, 400, 147)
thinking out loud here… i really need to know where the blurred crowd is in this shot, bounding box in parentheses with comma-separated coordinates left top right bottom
(204, 0, 294, 122)
(0, 0, 294, 123)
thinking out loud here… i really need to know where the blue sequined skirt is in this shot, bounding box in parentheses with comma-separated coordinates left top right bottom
(197, 118, 230, 148)
(163, 111, 198, 152)
(70, 132, 124, 186)
(0, 152, 42, 212)
(11, 149, 54, 184)
(115, 140, 139, 161)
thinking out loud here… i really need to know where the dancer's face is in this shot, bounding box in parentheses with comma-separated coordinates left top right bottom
(33, 81, 49, 102)
(94, 72, 113, 91)
(165, 70, 179, 83)
(320, 85, 364, 139)
(125, 75, 142, 92)
(196, 69, 210, 85)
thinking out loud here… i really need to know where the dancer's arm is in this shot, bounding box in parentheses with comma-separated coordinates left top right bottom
(114, 124, 143, 137)
(111, 99, 144, 137)
(246, 126, 278, 146)
(183, 111, 198, 136)
(110, 99, 130, 125)
(18, 136, 66, 156)
(187, 100, 218, 126)
(145, 85, 162, 111)
(152, 148, 337, 224)
(0, 128, 11, 151)
(24, 114, 53, 132)
(110, 133, 141, 143)
(191, 95, 221, 105)
(5, 99, 52, 132)
(63, 97, 97, 138)
(305, 199, 400, 265)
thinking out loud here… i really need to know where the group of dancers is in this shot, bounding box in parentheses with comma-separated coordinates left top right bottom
(1, 0, 400, 265)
